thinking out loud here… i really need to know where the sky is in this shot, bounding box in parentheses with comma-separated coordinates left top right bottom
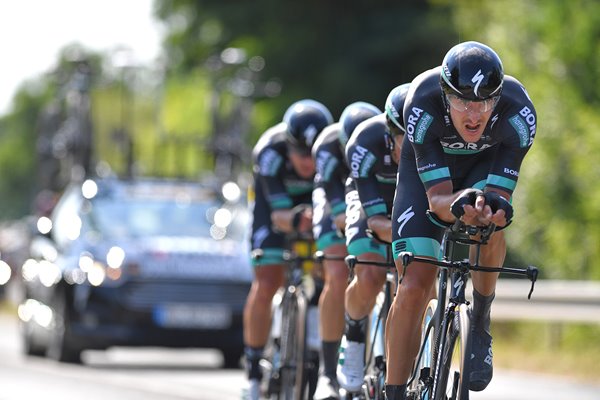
(0, 0, 163, 116)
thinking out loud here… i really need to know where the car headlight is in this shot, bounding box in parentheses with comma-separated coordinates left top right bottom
(0, 260, 11, 285)
(87, 262, 107, 286)
(77, 252, 124, 287)
(38, 260, 61, 287)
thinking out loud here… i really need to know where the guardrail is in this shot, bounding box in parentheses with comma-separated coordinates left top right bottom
(466, 280, 600, 324)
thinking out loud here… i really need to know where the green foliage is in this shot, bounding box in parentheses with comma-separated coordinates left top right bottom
(494, 321, 600, 382)
(0, 86, 51, 219)
(154, 0, 459, 120)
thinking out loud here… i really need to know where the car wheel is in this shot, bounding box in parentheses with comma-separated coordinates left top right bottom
(221, 349, 242, 369)
(46, 291, 83, 364)
(21, 320, 46, 357)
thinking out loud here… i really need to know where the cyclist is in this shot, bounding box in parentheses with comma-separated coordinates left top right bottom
(312, 101, 382, 400)
(336, 85, 411, 393)
(387, 41, 536, 399)
(243, 99, 333, 400)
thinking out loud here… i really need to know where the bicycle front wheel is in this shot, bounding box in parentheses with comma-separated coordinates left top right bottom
(408, 298, 438, 399)
(432, 303, 471, 400)
(278, 289, 305, 400)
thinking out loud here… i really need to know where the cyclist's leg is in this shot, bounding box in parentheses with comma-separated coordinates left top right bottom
(313, 188, 348, 398)
(468, 228, 503, 391)
(315, 241, 348, 399)
(387, 139, 443, 398)
(458, 151, 506, 391)
(344, 192, 388, 322)
(338, 193, 387, 392)
(243, 187, 287, 398)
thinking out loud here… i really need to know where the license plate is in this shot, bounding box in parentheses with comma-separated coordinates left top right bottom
(153, 303, 232, 329)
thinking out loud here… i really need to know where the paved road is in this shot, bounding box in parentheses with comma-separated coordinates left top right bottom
(1, 311, 598, 400)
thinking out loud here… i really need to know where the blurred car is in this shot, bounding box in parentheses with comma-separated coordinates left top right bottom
(18, 177, 252, 367)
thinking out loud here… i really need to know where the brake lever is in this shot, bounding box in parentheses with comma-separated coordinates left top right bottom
(526, 265, 538, 300)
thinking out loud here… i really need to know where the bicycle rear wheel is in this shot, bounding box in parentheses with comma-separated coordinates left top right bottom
(363, 293, 387, 400)
(278, 289, 304, 400)
(432, 304, 471, 400)
(407, 298, 438, 399)
(293, 292, 314, 400)
(262, 291, 284, 398)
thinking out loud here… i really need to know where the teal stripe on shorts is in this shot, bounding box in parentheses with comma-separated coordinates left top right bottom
(317, 231, 345, 251)
(392, 237, 440, 260)
(252, 247, 286, 268)
(347, 237, 387, 258)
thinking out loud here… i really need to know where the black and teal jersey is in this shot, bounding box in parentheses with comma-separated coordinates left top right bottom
(312, 122, 348, 218)
(404, 66, 536, 196)
(252, 122, 314, 210)
(344, 114, 398, 218)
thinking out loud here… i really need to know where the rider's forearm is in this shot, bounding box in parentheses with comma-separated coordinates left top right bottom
(367, 215, 392, 243)
(426, 181, 460, 223)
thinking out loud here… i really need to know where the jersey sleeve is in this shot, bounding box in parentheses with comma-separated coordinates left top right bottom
(255, 147, 293, 210)
(346, 141, 388, 218)
(405, 106, 451, 191)
(314, 148, 347, 216)
(486, 104, 537, 196)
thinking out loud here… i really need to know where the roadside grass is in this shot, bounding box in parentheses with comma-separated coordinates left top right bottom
(492, 321, 600, 383)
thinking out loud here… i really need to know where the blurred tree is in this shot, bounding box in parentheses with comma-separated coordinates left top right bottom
(153, 0, 459, 130)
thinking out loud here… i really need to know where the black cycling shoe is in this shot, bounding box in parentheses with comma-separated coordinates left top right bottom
(469, 329, 494, 391)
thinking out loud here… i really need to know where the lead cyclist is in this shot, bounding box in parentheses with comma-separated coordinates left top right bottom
(386, 41, 537, 399)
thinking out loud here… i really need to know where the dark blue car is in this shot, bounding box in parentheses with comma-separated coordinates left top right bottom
(18, 177, 252, 367)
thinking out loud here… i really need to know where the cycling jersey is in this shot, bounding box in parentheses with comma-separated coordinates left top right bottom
(392, 67, 537, 259)
(250, 123, 314, 267)
(312, 123, 347, 250)
(345, 114, 397, 257)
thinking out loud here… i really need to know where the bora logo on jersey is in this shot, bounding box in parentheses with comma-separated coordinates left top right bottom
(406, 107, 433, 144)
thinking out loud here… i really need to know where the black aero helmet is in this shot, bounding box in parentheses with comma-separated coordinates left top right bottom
(440, 41, 504, 101)
(384, 83, 410, 133)
(338, 101, 382, 147)
(283, 99, 333, 153)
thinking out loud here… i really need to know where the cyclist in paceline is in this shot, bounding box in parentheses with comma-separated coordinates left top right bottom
(387, 41, 537, 399)
(311, 101, 382, 400)
(243, 99, 333, 399)
(336, 85, 410, 393)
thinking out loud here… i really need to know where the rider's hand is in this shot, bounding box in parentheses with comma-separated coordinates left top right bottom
(457, 190, 513, 228)
(290, 204, 313, 235)
(450, 189, 483, 220)
(297, 208, 313, 234)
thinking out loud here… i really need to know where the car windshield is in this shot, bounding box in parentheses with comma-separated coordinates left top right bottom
(86, 197, 248, 241)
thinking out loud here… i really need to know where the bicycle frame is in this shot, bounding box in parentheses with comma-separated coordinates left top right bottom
(343, 229, 396, 399)
(260, 237, 319, 400)
(403, 215, 538, 400)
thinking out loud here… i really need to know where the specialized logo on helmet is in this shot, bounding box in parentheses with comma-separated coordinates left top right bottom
(442, 65, 451, 79)
(471, 69, 484, 98)
(303, 125, 318, 147)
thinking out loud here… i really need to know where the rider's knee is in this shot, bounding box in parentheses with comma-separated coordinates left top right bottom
(360, 266, 387, 289)
(324, 263, 349, 288)
(252, 272, 284, 303)
(396, 278, 432, 311)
